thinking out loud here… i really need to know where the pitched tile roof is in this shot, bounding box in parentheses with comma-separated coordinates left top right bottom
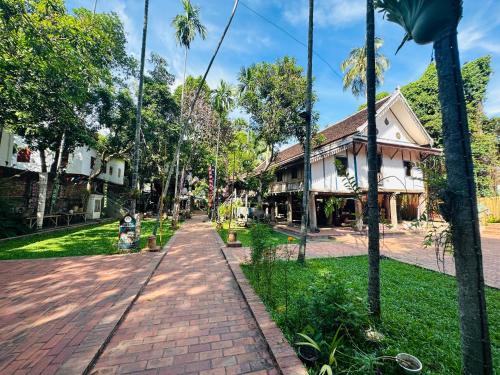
(271, 96, 391, 166)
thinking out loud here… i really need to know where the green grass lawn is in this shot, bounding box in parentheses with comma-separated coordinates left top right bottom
(0, 219, 174, 260)
(216, 221, 296, 247)
(242, 256, 500, 374)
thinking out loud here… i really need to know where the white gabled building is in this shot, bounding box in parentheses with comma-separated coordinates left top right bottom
(0, 131, 125, 186)
(261, 90, 441, 228)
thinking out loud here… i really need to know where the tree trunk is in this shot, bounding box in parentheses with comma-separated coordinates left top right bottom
(49, 129, 66, 213)
(37, 149, 48, 229)
(172, 49, 189, 227)
(433, 30, 492, 374)
(366, 0, 381, 319)
(130, 0, 149, 215)
(161, 0, 240, 223)
(213, 118, 221, 221)
(298, 0, 314, 264)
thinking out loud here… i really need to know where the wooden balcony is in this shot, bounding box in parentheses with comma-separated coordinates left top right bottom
(270, 181, 304, 193)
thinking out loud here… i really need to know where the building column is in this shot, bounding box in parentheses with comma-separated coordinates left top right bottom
(270, 201, 275, 222)
(287, 194, 293, 224)
(417, 193, 426, 219)
(308, 192, 318, 231)
(354, 199, 363, 231)
(389, 193, 398, 228)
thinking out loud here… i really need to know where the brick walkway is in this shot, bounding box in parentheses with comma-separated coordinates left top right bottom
(91, 216, 278, 375)
(0, 252, 166, 375)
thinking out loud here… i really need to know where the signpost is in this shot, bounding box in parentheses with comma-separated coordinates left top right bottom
(118, 214, 141, 250)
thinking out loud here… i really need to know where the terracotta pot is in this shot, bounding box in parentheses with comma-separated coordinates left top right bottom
(147, 235, 158, 251)
(228, 230, 237, 243)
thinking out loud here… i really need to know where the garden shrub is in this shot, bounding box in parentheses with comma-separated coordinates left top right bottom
(249, 222, 273, 265)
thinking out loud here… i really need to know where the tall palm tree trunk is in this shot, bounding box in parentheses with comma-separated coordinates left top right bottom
(172, 48, 189, 228)
(366, 0, 380, 318)
(213, 119, 221, 220)
(130, 0, 149, 215)
(162, 0, 240, 225)
(433, 30, 492, 374)
(298, 0, 314, 264)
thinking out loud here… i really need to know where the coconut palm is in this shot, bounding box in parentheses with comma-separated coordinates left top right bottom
(130, 0, 149, 215)
(376, 0, 492, 372)
(211, 80, 234, 220)
(365, 0, 381, 320)
(341, 37, 389, 98)
(297, 0, 314, 264)
(171, 0, 207, 226)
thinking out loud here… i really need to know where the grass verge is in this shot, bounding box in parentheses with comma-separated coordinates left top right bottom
(242, 256, 499, 374)
(0, 219, 174, 260)
(216, 221, 297, 247)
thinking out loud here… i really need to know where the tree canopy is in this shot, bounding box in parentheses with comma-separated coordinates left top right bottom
(238, 56, 316, 161)
(0, 0, 134, 170)
(401, 56, 498, 196)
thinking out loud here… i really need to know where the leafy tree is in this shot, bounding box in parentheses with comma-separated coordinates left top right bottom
(401, 56, 498, 196)
(377, 0, 493, 372)
(341, 37, 389, 98)
(357, 91, 390, 110)
(211, 80, 235, 219)
(238, 56, 314, 164)
(0, 0, 132, 225)
(171, 0, 207, 226)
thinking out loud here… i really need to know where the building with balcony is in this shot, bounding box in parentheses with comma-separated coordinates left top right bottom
(259, 89, 441, 229)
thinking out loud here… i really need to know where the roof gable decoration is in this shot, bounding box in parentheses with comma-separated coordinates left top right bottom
(358, 90, 434, 147)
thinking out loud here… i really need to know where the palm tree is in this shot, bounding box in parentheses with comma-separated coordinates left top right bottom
(341, 37, 389, 98)
(365, 0, 381, 319)
(377, 0, 492, 372)
(171, 0, 207, 227)
(211, 80, 234, 221)
(130, 0, 149, 215)
(297, 0, 314, 264)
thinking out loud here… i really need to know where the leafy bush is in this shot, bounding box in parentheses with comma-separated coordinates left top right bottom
(297, 274, 369, 340)
(249, 222, 273, 265)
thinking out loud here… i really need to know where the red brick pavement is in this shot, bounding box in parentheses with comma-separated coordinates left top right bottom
(91, 216, 279, 375)
(0, 251, 167, 375)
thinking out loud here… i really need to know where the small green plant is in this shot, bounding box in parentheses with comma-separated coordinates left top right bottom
(249, 223, 272, 266)
(296, 326, 343, 375)
(324, 197, 346, 225)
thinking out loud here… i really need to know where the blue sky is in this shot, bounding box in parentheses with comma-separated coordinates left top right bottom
(66, 0, 500, 130)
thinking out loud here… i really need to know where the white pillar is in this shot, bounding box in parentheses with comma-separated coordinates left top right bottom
(355, 199, 363, 231)
(390, 193, 398, 228)
(287, 195, 293, 224)
(309, 192, 318, 231)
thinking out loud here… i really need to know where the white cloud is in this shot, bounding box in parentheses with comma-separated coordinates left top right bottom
(283, 0, 365, 28)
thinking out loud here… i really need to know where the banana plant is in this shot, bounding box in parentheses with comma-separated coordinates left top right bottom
(376, 1, 492, 373)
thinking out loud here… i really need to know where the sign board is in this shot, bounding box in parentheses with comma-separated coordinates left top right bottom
(118, 214, 141, 250)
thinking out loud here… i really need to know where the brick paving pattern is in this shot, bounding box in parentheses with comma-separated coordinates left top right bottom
(91, 216, 278, 375)
(0, 252, 166, 375)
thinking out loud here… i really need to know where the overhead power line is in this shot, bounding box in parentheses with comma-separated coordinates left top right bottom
(239, 1, 343, 81)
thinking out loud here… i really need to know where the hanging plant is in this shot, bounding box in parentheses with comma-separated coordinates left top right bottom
(376, 0, 463, 52)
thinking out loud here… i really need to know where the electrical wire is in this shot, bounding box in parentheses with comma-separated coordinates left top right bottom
(239, 1, 343, 81)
